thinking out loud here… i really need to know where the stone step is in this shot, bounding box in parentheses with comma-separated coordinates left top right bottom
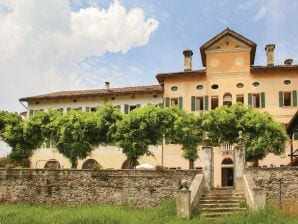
(201, 196, 244, 200)
(199, 203, 240, 208)
(203, 192, 244, 196)
(200, 199, 242, 204)
(200, 207, 246, 213)
(201, 212, 233, 218)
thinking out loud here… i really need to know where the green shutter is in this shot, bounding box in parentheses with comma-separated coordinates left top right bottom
(279, 91, 283, 107)
(165, 97, 170, 107)
(136, 104, 141, 108)
(115, 105, 121, 110)
(85, 107, 90, 112)
(204, 95, 209, 111)
(248, 93, 252, 106)
(124, 104, 129, 114)
(191, 96, 196, 111)
(293, 90, 297, 106)
(261, 92, 265, 108)
(178, 97, 183, 110)
(158, 103, 164, 108)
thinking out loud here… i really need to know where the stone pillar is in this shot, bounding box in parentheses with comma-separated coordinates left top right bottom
(183, 49, 193, 71)
(234, 131, 245, 189)
(200, 133, 214, 189)
(176, 180, 191, 219)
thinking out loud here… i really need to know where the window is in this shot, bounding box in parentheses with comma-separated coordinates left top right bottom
(195, 97, 204, 111)
(252, 93, 260, 108)
(90, 107, 97, 112)
(171, 98, 178, 106)
(252, 82, 260, 87)
(284, 92, 292, 106)
(236, 94, 244, 103)
(171, 86, 178, 91)
(283, 80, 291, 85)
(196, 84, 204, 90)
(294, 131, 298, 140)
(223, 93, 232, 106)
(129, 105, 137, 111)
(211, 96, 219, 109)
(57, 108, 63, 114)
(236, 83, 244, 88)
(211, 84, 219, 89)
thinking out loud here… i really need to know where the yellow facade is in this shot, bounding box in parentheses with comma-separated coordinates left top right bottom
(21, 28, 298, 187)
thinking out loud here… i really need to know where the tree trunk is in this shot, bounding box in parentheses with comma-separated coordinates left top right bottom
(71, 159, 78, 169)
(253, 159, 259, 167)
(189, 159, 194, 169)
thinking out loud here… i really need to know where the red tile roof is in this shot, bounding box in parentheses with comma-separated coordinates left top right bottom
(20, 85, 162, 101)
(156, 69, 206, 83)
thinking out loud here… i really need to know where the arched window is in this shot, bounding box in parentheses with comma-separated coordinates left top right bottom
(223, 93, 232, 106)
(82, 159, 99, 169)
(44, 159, 61, 169)
(222, 158, 234, 165)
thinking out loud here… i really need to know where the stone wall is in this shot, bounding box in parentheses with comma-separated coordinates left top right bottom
(247, 167, 298, 206)
(0, 169, 199, 207)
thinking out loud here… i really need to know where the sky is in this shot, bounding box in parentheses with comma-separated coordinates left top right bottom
(1, 0, 298, 114)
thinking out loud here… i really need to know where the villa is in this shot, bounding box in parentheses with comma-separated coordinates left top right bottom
(19, 28, 298, 188)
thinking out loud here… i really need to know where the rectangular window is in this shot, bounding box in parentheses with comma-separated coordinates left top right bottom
(211, 96, 219, 110)
(57, 108, 63, 114)
(236, 94, 244, 104)
(195, 97, 204, 111)
(284, 92, 292, 106)
(90, 107, 97, 112)
(129, 105, 137, 112)
(171, 98, 178, 106)
(252, 93, 260, 108)
(85, 107, 90, 112)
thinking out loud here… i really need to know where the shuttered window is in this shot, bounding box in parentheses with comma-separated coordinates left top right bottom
(191, 96, 196, 111)
(293, 90, 297, 106)
(261, 92, 265, 108)
(178, 97, 183, 110)
(279, 91, 283, 107)
(124, 104, 129, 114)
(204, 95, 209, 111)
(165, 97, 170, 107)
(248, 93, 252, 106)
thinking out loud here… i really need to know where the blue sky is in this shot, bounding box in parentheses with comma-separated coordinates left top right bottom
(0, 0, 298, 114)
(73, 0, 298, 89)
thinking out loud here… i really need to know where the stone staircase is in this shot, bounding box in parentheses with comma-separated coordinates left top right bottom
(198, 187, 247, 219)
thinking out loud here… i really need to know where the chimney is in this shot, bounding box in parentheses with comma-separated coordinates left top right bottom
(265, 44, 275, 66)
(284, 58, 293, 65)
(105, 81, 110, 90)
(183, 49, 193, 71)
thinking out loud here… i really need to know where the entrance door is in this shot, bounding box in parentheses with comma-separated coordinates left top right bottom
(221, 167, 234, 187)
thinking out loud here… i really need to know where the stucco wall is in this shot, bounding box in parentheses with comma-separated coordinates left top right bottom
(0, 169, 199, 207)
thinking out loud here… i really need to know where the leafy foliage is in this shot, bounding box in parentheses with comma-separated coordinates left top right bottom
(116, 105, 174, 168)
(204, 103, 288, 163)
(170, 110, 204, 169)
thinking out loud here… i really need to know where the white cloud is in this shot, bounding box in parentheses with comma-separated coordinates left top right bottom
(0, 0, 159, 112)
(252, 6, 267, 22)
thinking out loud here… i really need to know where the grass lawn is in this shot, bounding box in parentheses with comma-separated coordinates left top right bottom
(0, 201, 297, 224)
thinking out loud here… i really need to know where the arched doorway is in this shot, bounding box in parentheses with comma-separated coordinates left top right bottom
(221, 158, 234, 187)
(44, 159, 61, 169)
(121, 159, 140, 169)
(223, 93, 232, 106)
(82, 159, 99, 169)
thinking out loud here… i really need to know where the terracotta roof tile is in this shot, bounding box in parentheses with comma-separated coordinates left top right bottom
(20, 85, 162, 101)
(156, 69, 206, 83)
(251, 64, 298, 72)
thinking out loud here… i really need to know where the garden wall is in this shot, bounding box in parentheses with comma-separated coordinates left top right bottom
(247, 167, 298, 207)
(0, 169, 199, 207)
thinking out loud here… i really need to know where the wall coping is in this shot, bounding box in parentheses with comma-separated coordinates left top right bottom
(245, 167, 298, 171)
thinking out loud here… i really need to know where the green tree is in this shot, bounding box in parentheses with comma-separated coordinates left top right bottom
(0, 111, 42, 167)
(204, 103, 288, 165)
(170, 110, 205, 169)
(48, 105, 123, 169)
(116, 105, 174, 169)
